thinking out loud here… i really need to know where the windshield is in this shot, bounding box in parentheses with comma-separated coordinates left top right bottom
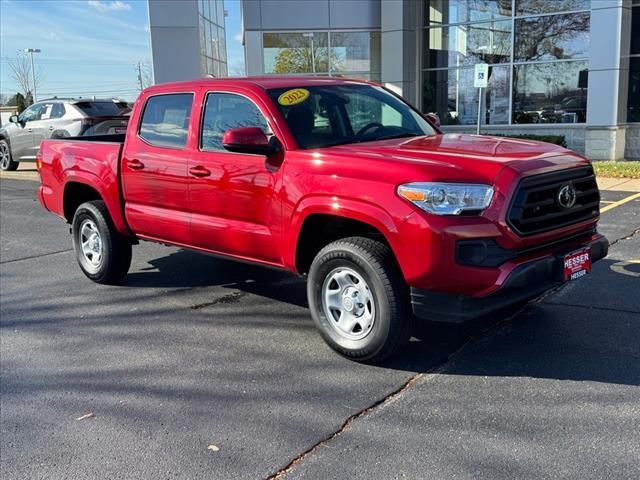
(267, 84, 436, 149)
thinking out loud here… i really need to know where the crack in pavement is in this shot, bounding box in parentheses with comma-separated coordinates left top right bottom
(265, 228, 640, 479)
(0, 248, 73, 265)
(264, 305, 529, 480)
(190, 291, 247, 309)
(608, 228, 639, 247)
(542, 301, 640, 315)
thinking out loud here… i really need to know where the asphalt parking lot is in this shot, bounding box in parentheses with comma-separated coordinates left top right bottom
(1, 177, 639, 480)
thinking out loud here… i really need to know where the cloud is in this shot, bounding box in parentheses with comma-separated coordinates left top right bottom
(87, 1, 131, 13)
(234, 31, 243, 44)
(42, 32, 61, 41)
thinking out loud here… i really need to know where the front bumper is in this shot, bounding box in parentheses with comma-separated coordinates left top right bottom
(411, 234, 608, 322)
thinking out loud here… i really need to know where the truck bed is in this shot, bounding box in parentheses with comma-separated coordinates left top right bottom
(57, 133, 126, 143)
(38, 135, 129, 235)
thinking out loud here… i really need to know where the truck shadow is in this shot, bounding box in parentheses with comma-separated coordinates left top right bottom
(122, 249, 640, 385)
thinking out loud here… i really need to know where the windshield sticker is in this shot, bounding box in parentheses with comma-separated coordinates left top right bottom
(278, 88, 310, 106)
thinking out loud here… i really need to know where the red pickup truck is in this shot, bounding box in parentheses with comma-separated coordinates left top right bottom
(37, 77, 608, 362)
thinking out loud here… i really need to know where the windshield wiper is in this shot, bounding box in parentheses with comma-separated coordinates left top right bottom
(371, 132, 423, 142)
(318, 132, 423, 149)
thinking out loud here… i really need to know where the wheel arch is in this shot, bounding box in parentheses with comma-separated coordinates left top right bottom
(62, 177, 131, 237)
(288, 194, 404, 274)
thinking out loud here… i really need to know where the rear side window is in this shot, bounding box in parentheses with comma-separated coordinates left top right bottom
(74, 101, 123, 116)
(51, 103, 66, 119)
(139, 93, 194, 148)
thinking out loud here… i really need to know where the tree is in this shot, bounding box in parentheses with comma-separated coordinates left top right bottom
(272, 47, 341, 75)
(7, 53, 42, 106)
(6, 93, 28, 113)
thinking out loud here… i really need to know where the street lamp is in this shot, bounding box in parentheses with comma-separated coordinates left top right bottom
(24, 48, 41, 102)
(302, 33, 315, 74)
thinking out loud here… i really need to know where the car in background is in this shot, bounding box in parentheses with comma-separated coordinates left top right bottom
(0, 98, 129, 171)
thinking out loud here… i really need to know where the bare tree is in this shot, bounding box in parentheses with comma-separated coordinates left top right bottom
(141, 61, 154, 88)
(7, 53, 43, 105)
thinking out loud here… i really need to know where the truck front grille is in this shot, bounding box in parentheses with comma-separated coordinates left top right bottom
(507, 166, 599, 236)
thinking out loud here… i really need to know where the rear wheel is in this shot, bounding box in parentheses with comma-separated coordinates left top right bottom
(72, 200, 132, 284)
(0, 140, 19, 171)
(307, 236, 410, 363)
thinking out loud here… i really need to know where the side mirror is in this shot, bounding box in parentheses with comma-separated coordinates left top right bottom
(9, 115, 19, 123)
(222, 127, 279, 156)
(425, 112, 441, 128)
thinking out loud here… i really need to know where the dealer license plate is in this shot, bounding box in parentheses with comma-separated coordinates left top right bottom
(563, 247, 591, 281)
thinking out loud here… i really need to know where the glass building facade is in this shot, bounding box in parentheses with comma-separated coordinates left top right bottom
(423, 0, 591, 126)
(629, 0, 640, 122)
(262, 31, 381, 81)
(242, 0, 639, 160)
(198, 0, 228, 77)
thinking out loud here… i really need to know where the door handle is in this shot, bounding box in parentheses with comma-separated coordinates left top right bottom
(189, 165, 211, 177)
(48, 126, 54, 130)
(127, 159, 145, 170)
(27, 128, 33, 133)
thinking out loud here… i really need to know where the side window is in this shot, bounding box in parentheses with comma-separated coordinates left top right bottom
(139, 93, 194, 148)
(40, 104, 54, 120)
(201, 93, 269, 151)
(19, 104, 44, 122)
(50, 103, 66, 119)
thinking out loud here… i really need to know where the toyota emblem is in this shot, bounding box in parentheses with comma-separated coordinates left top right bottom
(557, 184, 577, 209)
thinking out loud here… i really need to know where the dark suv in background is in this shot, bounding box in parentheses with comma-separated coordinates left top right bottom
(0, 98, 129, 171)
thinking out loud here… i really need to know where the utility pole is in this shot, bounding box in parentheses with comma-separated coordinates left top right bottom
(24, 48, 41, 102)
(303, 33, 315, 74)
(136, 62, 143, 91)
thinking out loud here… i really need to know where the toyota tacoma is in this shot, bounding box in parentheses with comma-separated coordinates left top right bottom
(37, 77, 608, 362)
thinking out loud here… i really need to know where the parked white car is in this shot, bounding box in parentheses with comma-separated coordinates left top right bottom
(0, 98, 129, 171)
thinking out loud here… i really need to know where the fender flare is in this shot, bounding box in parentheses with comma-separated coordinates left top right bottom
(63, 172, 130, 236)
(284, 195, 401, 271)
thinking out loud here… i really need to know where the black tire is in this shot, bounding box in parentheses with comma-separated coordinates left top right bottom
(72, 200, 132, 285)
(0, 139, 19, 171)
(307, 236, 410, 363)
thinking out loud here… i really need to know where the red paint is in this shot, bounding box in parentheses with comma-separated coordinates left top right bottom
(38, 77, 602, 299)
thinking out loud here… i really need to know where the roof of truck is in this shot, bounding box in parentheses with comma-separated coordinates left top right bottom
(146, 76, 375, 92)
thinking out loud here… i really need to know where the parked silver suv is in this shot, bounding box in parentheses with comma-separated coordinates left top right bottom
(0, 98, 129, 171)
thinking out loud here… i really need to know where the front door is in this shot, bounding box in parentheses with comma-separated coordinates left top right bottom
(188, 90, 283, 265)
(121, 92, 194, 245)
(10, 103, 44, 161)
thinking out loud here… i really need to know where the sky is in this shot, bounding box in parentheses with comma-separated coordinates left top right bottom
(0, 0, 245, 101)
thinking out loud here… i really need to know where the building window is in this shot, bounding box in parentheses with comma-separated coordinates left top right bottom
(423, 65, 510, 125)
(422, 0, 590, 125)
(629, 3, 640, 122)
(263, 31, 381, 81)
(513, 61, 588, 124)
(198, 0, 227, 77)
(514, 13, 589, 61)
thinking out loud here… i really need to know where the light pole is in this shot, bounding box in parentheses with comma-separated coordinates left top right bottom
(302, 33, 315, 74)
(24, 48, 41, 102)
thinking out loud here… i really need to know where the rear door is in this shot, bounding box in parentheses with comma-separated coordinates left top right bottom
(188, 89, 283, 264)
(31, 102, 67, 146)
(121, 92, 194, 244)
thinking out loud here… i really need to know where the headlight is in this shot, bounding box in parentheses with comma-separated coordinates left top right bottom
(397, 182, 494, 215)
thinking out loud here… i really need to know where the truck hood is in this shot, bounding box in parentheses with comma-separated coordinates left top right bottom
(322, 133, 588, 183)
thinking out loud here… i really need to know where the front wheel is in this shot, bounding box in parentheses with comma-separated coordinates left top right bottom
(307, 237, 410, 363)
(0, 140, 19, 171)
(72, 200, 132, 285)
